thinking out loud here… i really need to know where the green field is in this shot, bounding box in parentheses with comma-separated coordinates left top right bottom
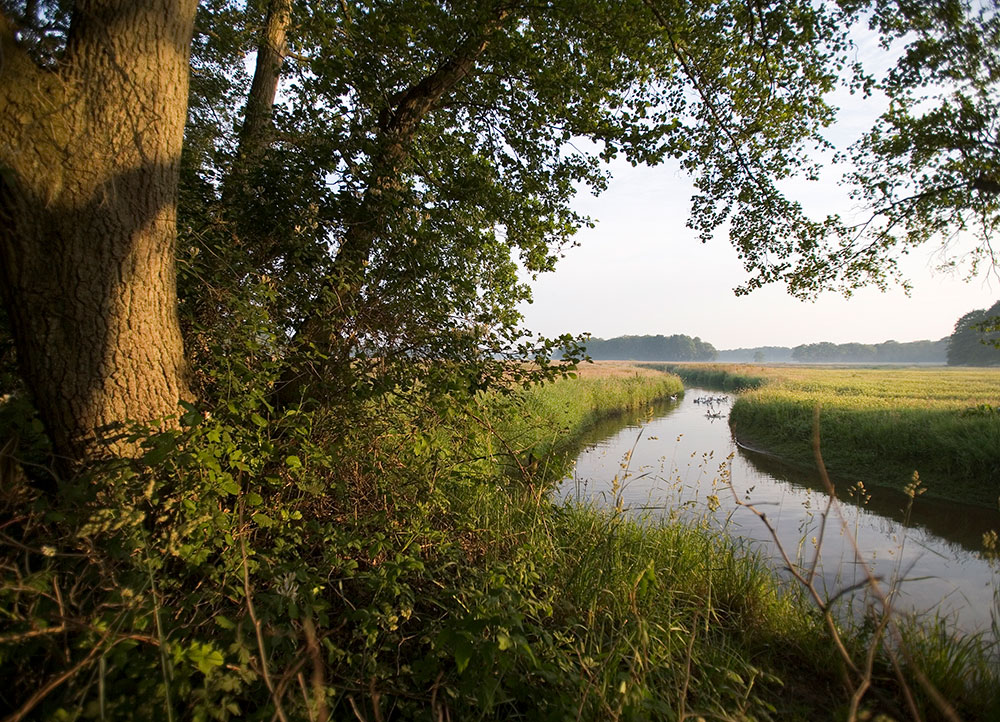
(662, 364, 1000, 508)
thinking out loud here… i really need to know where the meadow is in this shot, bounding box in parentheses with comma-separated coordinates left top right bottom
(657, 364, 1000, 509)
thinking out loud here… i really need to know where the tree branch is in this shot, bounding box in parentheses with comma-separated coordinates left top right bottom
(0, 9, 42, 91)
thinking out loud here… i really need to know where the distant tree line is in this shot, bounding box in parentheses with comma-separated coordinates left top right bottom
(716, 346, 796, 363)
(791, 339, 947, 363)
(583, 334, 718, 361)
(584, 307, 1000, 365)
(947, 301, 1000, 366)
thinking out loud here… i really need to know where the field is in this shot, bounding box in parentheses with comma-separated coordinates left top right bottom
(662, 364, 1000, 508)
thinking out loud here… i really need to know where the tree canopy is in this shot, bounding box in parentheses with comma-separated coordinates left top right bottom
(792, 338, 947, 363)
(946, 299, 1000, 365)
(1, 0, 998, 460)
(582, 334, 718, 362)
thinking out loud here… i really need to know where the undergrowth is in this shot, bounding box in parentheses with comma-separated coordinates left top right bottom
(2, 367, 997, 720)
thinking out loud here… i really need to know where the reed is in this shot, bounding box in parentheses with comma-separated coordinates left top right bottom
(656, 364, 1000, 507)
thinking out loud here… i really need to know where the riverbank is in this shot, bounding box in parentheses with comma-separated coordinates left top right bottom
(654, 363, 1000, 509)
(445, 364, 998, 719)
(5, 363, 997, 720)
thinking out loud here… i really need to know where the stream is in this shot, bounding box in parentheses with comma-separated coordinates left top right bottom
(557, 388, 1000, 636)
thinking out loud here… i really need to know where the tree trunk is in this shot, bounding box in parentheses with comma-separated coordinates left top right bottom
(219, 0, 292, 268)
(236, 0, 291, 168)
(0, 1, 197, 465)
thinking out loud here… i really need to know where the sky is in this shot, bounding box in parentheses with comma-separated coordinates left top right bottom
(518, 160, 998, 349)
(517, 28, 999, 350)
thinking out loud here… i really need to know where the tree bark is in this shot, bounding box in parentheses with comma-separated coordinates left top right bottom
(0, 1, 197, 465)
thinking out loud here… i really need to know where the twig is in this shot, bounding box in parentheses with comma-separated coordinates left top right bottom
(0, 624, 66, 644)
(303, 617, 328, 722)
(2, 626, 115, 722)
(347, 695, 368, 722)
(240, 500, 289, 722)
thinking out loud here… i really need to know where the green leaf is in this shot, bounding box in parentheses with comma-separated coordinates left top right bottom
(285, 455, 302, 468)
(189, 643, 224, 676)
(142, 434, 176, 466)
(453, 637, 473, 674)
(252, 512, 274, 528)
(250, 412, 267, 427)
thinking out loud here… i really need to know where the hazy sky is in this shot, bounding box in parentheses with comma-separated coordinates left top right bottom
(517, 29, 999, 350)
(519, 160, 998, 349)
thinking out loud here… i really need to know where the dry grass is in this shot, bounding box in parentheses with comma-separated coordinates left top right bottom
(572, 360, 670, 380)
(677, 364, 1000, 409)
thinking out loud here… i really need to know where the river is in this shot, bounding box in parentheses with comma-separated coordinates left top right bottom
(558, 388, 1000, 637)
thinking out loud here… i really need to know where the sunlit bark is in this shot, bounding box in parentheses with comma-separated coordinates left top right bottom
(0, 1, 198, 464)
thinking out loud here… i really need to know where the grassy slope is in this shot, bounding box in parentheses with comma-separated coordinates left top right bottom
(660, 363, 1000, 508)
(436, 364, 998, 720)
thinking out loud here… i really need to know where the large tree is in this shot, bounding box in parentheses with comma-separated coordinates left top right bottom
(3, 0, 999, 465)
(0, 0, 198, 464)
(947, 300, 1000, 365)
(181, 0, 852, 403)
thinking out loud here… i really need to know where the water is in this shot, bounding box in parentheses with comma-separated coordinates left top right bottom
(558, 388, 1000, 636)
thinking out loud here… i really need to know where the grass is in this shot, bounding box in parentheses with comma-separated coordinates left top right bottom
(4, 363, 999, 721)
(453, 362, 684, 483)
(657, 364, 1000, 508)
(429, 366, 853, 719)
(438, 366, 1000, 720)
(445, 479, 850, 720)
(646, 362, 767, 392)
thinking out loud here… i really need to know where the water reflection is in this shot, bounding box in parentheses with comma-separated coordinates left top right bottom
(558, 388, 1000, 636)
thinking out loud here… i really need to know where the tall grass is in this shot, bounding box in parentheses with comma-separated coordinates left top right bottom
(645, 362, 766, 391)
(731, 390, 1000, 506)
(5, 363, 997, 720)
(453, 363, 684, 484)
(657, 364, 1000, 508)
(444, 480, 850, 720)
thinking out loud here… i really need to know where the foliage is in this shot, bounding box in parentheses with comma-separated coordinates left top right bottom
(168, 0, 892, 400)
(580, 334, 718, 362)
(946, 299, 1000, 366)
(732, 0, 1000, 297)
(792, 338, 948, 363)
(837, 0, 1000, 290)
